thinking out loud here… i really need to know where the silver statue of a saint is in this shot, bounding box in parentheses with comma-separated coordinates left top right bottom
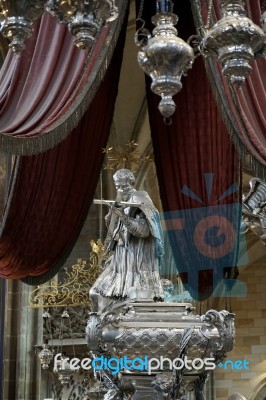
(90, 168, 164, 312)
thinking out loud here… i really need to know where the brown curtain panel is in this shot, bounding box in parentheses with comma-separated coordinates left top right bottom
(0, 7, 129, 283)
(0, 1, 127, 155)
(141, 0, 241, 300)
(192, 0, 266, 178)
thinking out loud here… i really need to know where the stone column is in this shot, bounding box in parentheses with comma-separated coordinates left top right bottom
(3, 280, 39, 400)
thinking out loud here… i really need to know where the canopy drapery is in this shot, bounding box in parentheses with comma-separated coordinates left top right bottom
(142, 0, 241, 300)
(191, 0, 266, 179)
(0, 4, 128, 283)
(0, 1, 127, 155)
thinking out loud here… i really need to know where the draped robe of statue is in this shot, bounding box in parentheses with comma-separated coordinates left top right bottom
(92, 189, 164, 302)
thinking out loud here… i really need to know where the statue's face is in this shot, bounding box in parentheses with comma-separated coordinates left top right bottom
(114, 177, 134, 200)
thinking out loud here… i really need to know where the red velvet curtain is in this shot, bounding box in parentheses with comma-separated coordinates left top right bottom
(0, 4, 127, 155)
(142, 0, 240, 300)
(192, 0, 266, 177)
(0, 8, 128, 283)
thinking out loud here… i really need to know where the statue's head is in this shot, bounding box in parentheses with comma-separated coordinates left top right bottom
(113, 169, 135, 200)
(113, 169, 135, 186)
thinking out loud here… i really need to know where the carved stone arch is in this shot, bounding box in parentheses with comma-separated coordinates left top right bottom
(228, 394, 247, 400)
(249, 377, 266, 400)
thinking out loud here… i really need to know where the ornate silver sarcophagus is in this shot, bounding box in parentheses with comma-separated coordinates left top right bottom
(86, 302, 235, 399)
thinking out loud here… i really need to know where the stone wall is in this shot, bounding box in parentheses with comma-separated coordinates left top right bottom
(213, 233, 266, 399)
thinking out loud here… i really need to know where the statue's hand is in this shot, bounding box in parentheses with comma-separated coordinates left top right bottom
(113, 206, 126, 220)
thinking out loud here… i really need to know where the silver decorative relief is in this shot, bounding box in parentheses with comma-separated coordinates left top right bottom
(242, 177, 266, 243)
(86, 302, 235, 399)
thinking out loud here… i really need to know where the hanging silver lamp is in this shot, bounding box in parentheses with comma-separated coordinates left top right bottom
(36, 343, 54, 370)
(0, 0, 46, 53)
(46, 0, 119, 49)
(135, 0, 194, 119)
(200, 0, 265, 86)
(0, 0, 118, 53)
(53, 355, 74, 385)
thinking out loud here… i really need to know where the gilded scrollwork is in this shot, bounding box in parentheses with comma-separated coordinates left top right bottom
(29, 240, 103, 308)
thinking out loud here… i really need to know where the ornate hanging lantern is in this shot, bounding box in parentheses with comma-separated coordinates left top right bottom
(46, 0, 119, 49)
(135, 0, 194, 120)
(0, 0, 118, 53)
(200, 0, 265, 86)
(0, 0, 46, 52)
(86, 381, 108, 399)
(53, 355, 74, 385)
(36, 343, 54, 370)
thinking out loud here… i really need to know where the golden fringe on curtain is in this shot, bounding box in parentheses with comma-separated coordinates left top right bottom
(0, 0, 129, 156)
